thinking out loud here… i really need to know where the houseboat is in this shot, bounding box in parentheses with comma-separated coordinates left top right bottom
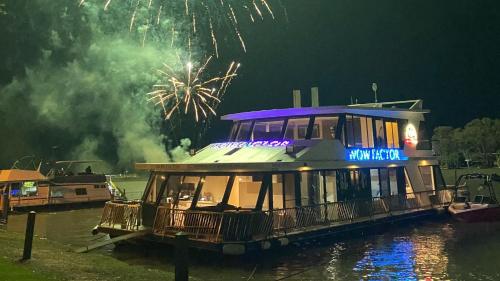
(95, 98, 453, 255)
(0, 163, 114, 211)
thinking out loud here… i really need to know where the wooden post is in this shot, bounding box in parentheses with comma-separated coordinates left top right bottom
(175, 232, 189, 281)
(1, 190, 9, 224)
(22, 211, 36, 260)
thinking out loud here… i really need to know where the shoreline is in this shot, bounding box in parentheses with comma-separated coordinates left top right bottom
(0, 227, 175, 281)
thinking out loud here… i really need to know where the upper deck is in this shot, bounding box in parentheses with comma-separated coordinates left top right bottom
(137, 100, 435, 173)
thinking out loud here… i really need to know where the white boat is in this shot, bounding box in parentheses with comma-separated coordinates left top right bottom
(95, 97, 453, 255)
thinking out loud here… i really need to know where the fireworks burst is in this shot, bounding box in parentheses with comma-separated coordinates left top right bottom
(79, 0, 276, 56)
(148, 56, 240, 122)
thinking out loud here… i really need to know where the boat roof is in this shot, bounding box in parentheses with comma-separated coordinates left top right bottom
(0, 169, 47, 183)
(222, 101, 429, 122)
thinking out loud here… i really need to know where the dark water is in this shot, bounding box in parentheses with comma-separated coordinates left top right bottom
(6, 209, 500, 281)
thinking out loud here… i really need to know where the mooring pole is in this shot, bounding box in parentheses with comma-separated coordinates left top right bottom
(1, 190, 9, 224)
(175, 232, 189, 281)
(22, 211, 36, 260)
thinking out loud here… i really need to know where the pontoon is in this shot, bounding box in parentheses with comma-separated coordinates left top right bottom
(95, 98, 453, 255)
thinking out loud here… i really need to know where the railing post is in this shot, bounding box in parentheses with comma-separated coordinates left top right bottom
(175, 232, 189, 281)
(22, 211, 36, 260)
(1, 191, 9, 224)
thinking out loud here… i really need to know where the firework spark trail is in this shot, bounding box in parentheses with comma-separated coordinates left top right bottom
(85, 0, 276, 54)
(147, 56, 239, 122)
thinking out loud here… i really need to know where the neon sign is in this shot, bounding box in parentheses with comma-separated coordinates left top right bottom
(211, 140, 292, 149)
(346, 148, 408, 161)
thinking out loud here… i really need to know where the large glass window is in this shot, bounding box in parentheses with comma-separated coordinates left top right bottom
(324, 171, 337, 203)
(283, 173, 297, 208)
(228, 123, 239, 141)
(284, 118, 310, 140)
(227, 175, 263, 209)
(370, 169, 381, 197)
(315, 116, 340, 140)
(345, 115, 374, 148)
(374, 119, 386, 147)
(385, 121, 400, 148)
(299, 172, 322, 206)
(196, 176, 230, 207)
(145, 174, 167, 203)
(419, 166, 434, 189)
(389, 168, 398, 195)
(235, 121, 252, 141)
(251, 120, 285, 141)
(270, 174, 284, 209)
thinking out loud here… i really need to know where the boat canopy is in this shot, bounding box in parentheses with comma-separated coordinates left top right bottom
(0, 169, 47, 183)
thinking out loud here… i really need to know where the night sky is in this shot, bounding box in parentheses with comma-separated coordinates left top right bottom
(0, 0, 499, 168)
(210, 0, 500, 141)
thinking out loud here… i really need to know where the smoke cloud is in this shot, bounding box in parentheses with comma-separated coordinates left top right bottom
(0, 0, 190, 170)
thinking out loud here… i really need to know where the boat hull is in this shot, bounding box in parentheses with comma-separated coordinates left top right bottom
(448, 204, 500, 222)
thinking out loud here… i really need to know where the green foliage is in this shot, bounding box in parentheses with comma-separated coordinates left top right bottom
(433, 118, 500, 168)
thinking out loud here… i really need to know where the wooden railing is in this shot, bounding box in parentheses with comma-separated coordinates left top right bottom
(152, 190, 453, 243)
(99, 201, 142, 231)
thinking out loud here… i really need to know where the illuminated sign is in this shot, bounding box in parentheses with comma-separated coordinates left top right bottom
(346, 148, 408, 161)
(405, 123, 418, 145)
(211, 140, 292, 149)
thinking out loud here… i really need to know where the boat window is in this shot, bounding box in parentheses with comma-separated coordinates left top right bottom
(196, 176, 230, 208)
(324, 171, 337, 203)
(370, 169, 381, 198)
(345, 115, 374, 148)
(251, 120, 285, 141)
(283, 173, 297, 208)
(385, 121, 400, 148)
(228, 122, 239, 141)
(145, 173, 168, 204)
(75, 188, 87, 196)
(269, 174, 284, 209)
(284, 118, 310, 140)
(314, 116, 340, 140)
(389, 168, 398, 195)
(50, 186, 64, 198)
(374, 119, 386, 147)
(160, 176, 200, 209)
(299, 171, 322, 206)
(234, 121, 253, 141)
(404, 168, 415, 197)
(227, 175, 263, 209)
(432, 165, 446, 189)
(418, 166, 434, 189)
(10, 182, 38, 197)
(379, 169, 390, 197)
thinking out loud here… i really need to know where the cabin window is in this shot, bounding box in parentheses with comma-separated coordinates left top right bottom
(251, 120, 285, 141)
(10, 182, 38, 197)
(50, 186, 64, 198)
(269, 174, 284, 209)
(345, 115, 374, 148)
(284, 118, 311, 140)
(227, 175, 263, 209)
(389, 168, 398, 195)
(314, 116, 340, 140)
(228, 122, 239, 141)
(234, 121, 253, 141)
(196, 176, 230, 207)
(75, 188, 87, 196)
(385, 121, 400, 148)
(324, 171, 338, 203)
(145, 174, 168, 203)
(433, 166, 446, 189)
(370, 169, 381, 197)
(418, 166, 434, 189)
(160, 176, 199, 209)
(374, 119, 386, 147)
(298, 172, 322, 206)
(283, 173, 297, 208)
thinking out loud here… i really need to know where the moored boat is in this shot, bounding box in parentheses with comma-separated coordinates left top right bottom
(448, 173, 500, 222)
(94, 97, 454, 255)
(0, 161, 117, 211)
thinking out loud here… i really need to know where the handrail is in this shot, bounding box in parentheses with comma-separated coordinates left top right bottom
(151, 189, 453, 243)
(99, 201, 142, 231)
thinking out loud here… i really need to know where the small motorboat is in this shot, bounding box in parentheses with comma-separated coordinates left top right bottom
(448, 173, 500, 222)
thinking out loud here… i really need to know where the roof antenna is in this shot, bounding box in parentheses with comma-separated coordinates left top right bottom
(372, 82, 378, 103)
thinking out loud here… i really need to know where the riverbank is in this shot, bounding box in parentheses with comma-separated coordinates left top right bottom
(0, 227, 174, 281)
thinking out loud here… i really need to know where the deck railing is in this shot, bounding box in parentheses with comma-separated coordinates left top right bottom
(152, 189, 454, 243)
(99, 201, 142, 231)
